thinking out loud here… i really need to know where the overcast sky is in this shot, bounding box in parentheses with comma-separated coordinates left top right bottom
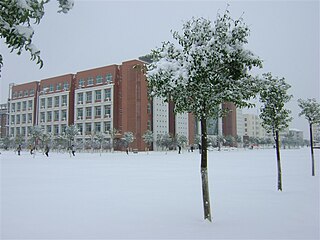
(1, 0, 319, 137)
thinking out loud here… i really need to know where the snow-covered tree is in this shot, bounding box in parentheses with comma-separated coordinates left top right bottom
(259, 72, 292, 191)
(123, 132, 134, 149)
(0, 0, 74, 71)
(298, 98, 320, 176)
(142, 130, 153, 152)
(64, 125, 79, 148)
(28, 125, 44, 150)
(176, 134, 187, 148)
(94, 132, 108, 156)
(146, 10, 262, 221)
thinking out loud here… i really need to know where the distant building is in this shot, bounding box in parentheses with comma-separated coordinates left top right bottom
(0, 103, 8, 138)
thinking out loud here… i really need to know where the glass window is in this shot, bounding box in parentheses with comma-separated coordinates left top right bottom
(11, 115, 15, 124)
(86, 107, 92, 119)
(49, 84, 54, 92)
(19, 91, 23, 97)
(22, 114, 26, 123)
(56, 83, 61, 91)
(28, 113, 32, 123)
(95, 106, 101, 117)
(87, 77, 94, 86)
(77, 93, 83, 103)
(29, 89, 35, 96)
(77, 123, 83, 135)
(54, 110, 59, 121)
(96, 75, 103, 84)
(40, 98, 46, 108)
(86, 92, 92, 103)
(79, 79, 85, 88)
(24, 90, 28, 97)
(11, 103, 15, 112)
(28, 100, 33, 109)
(95, 122, 101, 133)
(22, 101, 27, 111)
(106, 73, 112, 83)
(61, 124, 67, 133)
(40, 112, 45, 122)
(62, 95, 67, 106)
(85, 123, 92, 135)
(61, 110, 67, 121)
(47, 125, 52, 133)
(16, 115, 20, 124)
(63, 82, 69, 91)
(95, 90, 101, 101)
(54, 96, 60, 107)
(47, 111, 52, 121)
(77, 108, 83, 119)
(17, 102, 21, 111)
(104, 89, 111, 100)
(54, 125, 59, 135)
(104, 121, 111, 132)
(104, 105, 111, 117)
(47, 97, 52, 108)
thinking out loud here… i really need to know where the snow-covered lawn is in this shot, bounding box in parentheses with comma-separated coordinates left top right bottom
(1, 148, 319, 239)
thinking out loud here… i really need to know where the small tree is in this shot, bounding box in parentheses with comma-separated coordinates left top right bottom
(64, 125, 79, 149)
(146, 11, 262, 221)
(29, 125, 44, 150)
(123, 132, 134, 150)
(298, 98, 320, 176)
(259, 72, 292, 191)
(95, 132, 107, 156)
(142, 130, 154, 152)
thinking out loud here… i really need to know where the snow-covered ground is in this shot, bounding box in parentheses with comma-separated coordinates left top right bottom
(1, 147, 319, 239)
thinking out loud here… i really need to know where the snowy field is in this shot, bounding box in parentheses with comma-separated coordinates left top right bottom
(0, 147, 319, 239)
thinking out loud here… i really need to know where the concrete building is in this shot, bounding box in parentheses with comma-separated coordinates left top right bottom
(0, 103, 8, 138)
(243, 113, 267, 139)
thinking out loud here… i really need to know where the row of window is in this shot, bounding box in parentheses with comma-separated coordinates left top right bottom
(10, 100, 33, 112)
(12, 89, 35, 99)
(76, 105, 111, 119)
(41, 82, 70, 93)
(78, 74, 113, 88)
(40, 95, 68, 108)
(77, 89, 112, 103)
(10, 114, 33, 125)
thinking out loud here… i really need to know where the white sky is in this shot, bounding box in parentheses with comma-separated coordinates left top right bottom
(0, 0, 319, 137)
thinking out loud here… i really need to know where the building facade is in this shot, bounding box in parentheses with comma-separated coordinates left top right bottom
(7, 59, 195, 151)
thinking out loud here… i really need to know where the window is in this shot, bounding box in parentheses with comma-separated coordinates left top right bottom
(21, 127, 26, 136)
(62, 95, 67, 106)
(106, 73, 112, 83)
(86, 107, 92, 119)
(47, 97, 52, 108)
(79, 79, 85, 88)
(28, 113, 32, 123)
(16, 115, 21, 124)
(17, 102, 21, 111)
(63, 82, 69, 91)
(40, 112, 45, 122)
(87, 77, 94, 86)
(54, 125, 59, 135)
(40, 98, 45, 108)
(77, 123, 83, 135)
(86, 92, 92, 103)
(77, 108, 83, 119)
(104, 121, 111, 132)
(94, 122, 101, 133)
(95, 106, 101, 118)
(11, 115, 15, 124)
(19, 91, 23, 97)
(22, 101, 27, 111)
(49, 84, 54, 92)
(77, 93, 83, 103)
(28, 100, 33, 109)
(29, 89, 35, 96)
(47, 125, 52, 133)
(54, 110, 59, 121)
(104, 105, 111, 117)
(47, 111, 52, 121)
(56, 83, 61, 91)
(85, 123, 92, 135)
(96, 75, 103, 84)
(13, 92, 17, 99)
(11, 103, 15, 112)
(22, 114, 26, 123)
(61, 124, 67, 133)
(61, 110, 67, 121)
(104, 89, 111, 100)
(95, 90, 101, 102)
(54, 96, 60, 107)
(24, 90, 28, 97)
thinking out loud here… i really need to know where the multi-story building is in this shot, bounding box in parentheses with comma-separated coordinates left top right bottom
(243, 113, 267, 139)
(0, 103, 8, 138)
(7, 59, 196, 151)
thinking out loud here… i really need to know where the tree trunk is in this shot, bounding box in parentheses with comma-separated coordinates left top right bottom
(200, 117, 212, 222)
(309, 123, 315, 176)
(275, 130, 282, 191)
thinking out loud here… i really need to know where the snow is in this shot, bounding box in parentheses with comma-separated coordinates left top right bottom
(1, 148, 319, 239)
